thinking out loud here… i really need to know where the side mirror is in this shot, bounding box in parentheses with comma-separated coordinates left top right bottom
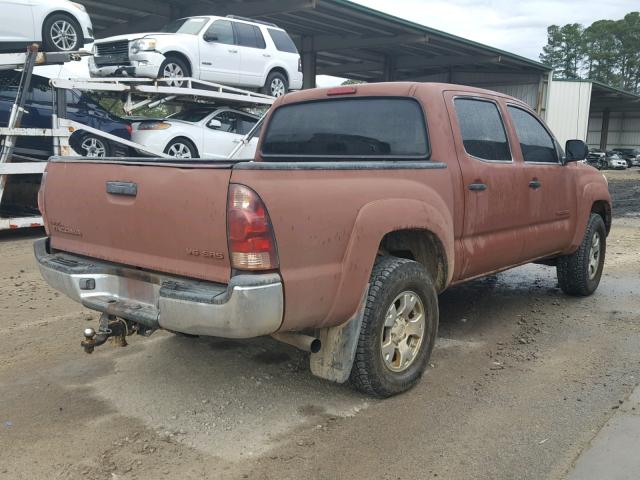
(203, 33, 218, 42)
(208, 119, 222, 129)
(565, 139, 589, 162)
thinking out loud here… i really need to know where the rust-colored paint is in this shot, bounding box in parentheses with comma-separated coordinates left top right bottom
(43, 161, 233, 283)
(42, 82, 611, 335)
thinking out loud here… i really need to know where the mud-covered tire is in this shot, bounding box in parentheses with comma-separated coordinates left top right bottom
(557, 213, 606, 296)
(350, 256, 438, 398)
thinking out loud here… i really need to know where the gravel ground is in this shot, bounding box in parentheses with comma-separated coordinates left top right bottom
(0, 170, 638, 480)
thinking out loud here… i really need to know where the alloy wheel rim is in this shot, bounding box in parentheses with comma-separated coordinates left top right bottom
(167, 143, 192, 158)
(81, 137, 106, 157)
(381, 291, 426, 372)
(51, 20, 78, 51)
(270, 78, 286, 97)
(163, 63, 185, 87)
(588, 231, 601, 280)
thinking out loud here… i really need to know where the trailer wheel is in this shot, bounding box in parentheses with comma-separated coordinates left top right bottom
(164, 138, 198, 159)
(350, 256, 438, 398)
(43, 13, 83, 52)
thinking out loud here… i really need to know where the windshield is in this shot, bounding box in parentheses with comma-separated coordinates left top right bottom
(262, 98, 429, 159)
(160, 17, 209, 34)
(168, 108, 214, 122)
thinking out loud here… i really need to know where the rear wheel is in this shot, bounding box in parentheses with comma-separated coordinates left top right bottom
(43, 14, 83, 52)
(164, 138, 198, 159)
(262, 71, 288, 97)
(350, 256, 438, 398)
(159, 56, 190, 87)
(557, 213, 606, 296)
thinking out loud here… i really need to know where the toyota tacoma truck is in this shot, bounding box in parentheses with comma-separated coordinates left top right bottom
(35, 82, 611, 397)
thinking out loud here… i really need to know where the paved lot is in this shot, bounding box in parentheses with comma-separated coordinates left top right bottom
(0, 169, 639, 480)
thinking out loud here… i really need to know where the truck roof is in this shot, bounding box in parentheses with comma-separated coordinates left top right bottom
(276, 82, 530, 109)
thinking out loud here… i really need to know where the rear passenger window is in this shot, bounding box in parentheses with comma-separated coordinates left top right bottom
(454, 98, 510, 161)
(235, 22, 266, 49)
(507, 106, 558, 163)
(268, 29, 298, 53)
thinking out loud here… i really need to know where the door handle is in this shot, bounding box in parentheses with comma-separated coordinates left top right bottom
(468, 183, 487, 191)
(106, 181, 137, 197)
(263, 53, 271, 58)
(528, 180, 541, 189)
(228, 49, 238, 53)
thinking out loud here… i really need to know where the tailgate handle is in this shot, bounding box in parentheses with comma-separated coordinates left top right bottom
(106, 181, 137, 197)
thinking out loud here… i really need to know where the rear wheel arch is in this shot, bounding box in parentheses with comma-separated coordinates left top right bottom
(268, 66, 288, 83)
(379, 229, 448, 293)
(320, 198, 454, 329)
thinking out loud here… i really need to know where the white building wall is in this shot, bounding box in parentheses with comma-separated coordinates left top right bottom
(545, 80, 592, 145)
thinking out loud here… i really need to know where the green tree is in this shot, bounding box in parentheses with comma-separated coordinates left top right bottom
(540, 23, 584, 78)
(540, 12, 640, 94)
(583, 19, 619, 85)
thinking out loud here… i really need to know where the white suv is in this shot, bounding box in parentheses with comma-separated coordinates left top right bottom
(89, 15, 302, 97)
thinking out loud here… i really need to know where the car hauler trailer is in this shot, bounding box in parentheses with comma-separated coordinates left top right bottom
(0, 46, 274, 231)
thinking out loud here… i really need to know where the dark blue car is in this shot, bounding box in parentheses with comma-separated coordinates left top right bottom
(0, 71, 131, 158)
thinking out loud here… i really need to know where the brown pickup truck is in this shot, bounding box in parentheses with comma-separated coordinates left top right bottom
(35, 82, 611, 397)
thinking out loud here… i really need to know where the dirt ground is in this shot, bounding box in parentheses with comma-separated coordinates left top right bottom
(0, 169, 639, 480)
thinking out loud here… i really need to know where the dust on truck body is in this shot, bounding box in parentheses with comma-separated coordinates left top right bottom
(35, 82, 612, 397)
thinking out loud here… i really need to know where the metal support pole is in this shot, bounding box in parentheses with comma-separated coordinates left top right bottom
(52, 85, 68, 156)
(301, 36, 316, 89)
(383, 55, 396, 82)
(0, 44, 39, 206)
(599, 108, 610, 151)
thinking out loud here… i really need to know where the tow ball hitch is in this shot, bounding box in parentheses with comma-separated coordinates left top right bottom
(81, 313, 133, 354)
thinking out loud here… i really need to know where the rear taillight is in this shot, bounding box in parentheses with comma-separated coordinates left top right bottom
(126, 123, 133, 136)
(227, 184, 278, 271)
(298, 57, 302, 73)
(37, 171, 49, 235)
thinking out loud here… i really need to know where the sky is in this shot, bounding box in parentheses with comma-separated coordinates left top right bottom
(317, 0, 638, 86)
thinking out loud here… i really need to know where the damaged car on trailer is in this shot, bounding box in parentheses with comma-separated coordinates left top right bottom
(35, 82, 611, 398)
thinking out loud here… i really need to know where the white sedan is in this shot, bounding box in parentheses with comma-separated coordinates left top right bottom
(132, 107, 260, 160)
(0, 0, 93, 52)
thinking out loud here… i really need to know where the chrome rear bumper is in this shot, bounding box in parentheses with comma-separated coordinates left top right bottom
(34, 238, 283, 338)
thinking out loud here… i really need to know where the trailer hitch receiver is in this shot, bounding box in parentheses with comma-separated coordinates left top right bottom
(81, 313, 132, 354)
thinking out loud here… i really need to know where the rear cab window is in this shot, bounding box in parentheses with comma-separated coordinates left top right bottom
(267, 29, 298, 54)
(261, 97, 429, 160)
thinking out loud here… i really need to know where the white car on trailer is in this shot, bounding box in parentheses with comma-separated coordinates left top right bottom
(89, 15, 303, 97)
(132, 106, 260, 159)
(0, 0, 93, 52)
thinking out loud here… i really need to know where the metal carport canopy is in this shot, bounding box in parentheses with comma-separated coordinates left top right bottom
(84, 0, 550, 88)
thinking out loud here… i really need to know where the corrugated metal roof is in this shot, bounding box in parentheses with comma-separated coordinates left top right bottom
(82, 0, 550, 80)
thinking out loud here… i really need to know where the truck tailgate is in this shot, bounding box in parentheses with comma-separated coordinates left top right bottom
(42, 160, 232, 283)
